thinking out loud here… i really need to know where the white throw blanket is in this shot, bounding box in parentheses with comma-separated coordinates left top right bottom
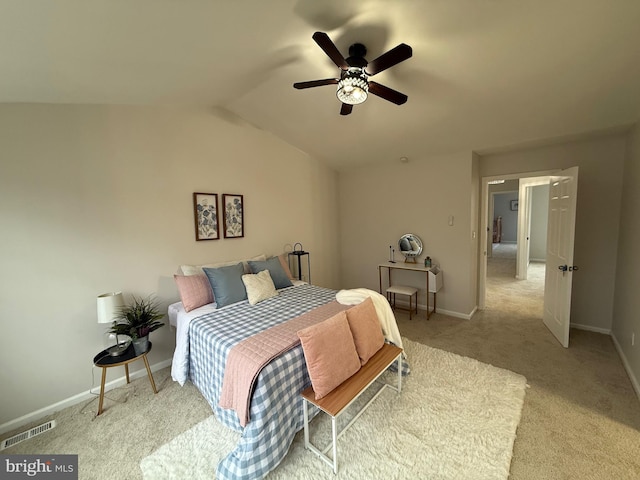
(336, 288, 405, 354)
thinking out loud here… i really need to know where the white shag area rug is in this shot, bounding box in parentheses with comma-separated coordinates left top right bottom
(140, 339, 527, 479)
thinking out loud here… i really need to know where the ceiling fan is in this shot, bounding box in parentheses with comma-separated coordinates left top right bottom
(293, 31, 412, 115)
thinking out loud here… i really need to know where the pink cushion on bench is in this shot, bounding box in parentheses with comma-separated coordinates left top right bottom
(345, 297, 385, 365)
(298, 311, 361, 400)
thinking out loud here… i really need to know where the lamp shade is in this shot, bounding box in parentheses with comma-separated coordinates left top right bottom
(336, 69, 369, 105)
(97, 292, 124, 324)
(336, 78, 368, 105)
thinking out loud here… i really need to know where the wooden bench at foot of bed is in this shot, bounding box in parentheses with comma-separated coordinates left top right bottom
(301, 343, 403, 474)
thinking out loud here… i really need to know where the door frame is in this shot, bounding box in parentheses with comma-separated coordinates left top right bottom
(479, 169, 558, 310)
(516, 176, 552, 280)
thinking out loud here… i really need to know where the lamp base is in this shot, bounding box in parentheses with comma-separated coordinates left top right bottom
(107, 342, 129, 357)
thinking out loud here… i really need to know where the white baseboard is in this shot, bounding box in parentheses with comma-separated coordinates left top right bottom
(0, 358, 172, 436)
(466, 306, 478, 320)
(392, 299, 474, 320)
(570, 323, 612, 335)
(425, 306, 473, 319)
(611, 333, 640, 401)
(420, 301, 475, 320)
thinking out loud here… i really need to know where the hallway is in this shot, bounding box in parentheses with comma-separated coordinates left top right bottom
(486, 243, 545, 316)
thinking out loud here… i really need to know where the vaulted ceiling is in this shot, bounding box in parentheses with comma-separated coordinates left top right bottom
(2, 0, 640, 169)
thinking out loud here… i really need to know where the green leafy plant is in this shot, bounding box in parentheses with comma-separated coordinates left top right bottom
(109, 295, 165, 339)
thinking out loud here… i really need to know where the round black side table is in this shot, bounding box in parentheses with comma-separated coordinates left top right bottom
(93, 342, 158, 415)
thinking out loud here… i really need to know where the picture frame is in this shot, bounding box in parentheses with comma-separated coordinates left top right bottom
(222, 194, 244, 239)
(193, 193, 220, 241)
(510, 199, 519, 211)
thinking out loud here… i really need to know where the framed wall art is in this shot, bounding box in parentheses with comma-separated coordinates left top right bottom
(510, 199, 519, 211)
(222, 194, 244, 239)
(193, 192, 220, 241)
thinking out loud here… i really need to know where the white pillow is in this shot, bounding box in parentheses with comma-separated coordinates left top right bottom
(180, 254, 267, 276)
(243, 254, 267, 272)
(242, 270, 278, 305)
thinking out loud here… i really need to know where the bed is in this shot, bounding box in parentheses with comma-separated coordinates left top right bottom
(170, 281, 345, 479)
(169, 249, 410, 479)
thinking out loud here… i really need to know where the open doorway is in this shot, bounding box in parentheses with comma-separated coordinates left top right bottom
(480, 173, 553, 315)
(479, 167, 580, 347)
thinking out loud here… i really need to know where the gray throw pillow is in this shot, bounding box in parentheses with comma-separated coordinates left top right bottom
(203, 262, 247, 308)
(247, 257, 294, 290)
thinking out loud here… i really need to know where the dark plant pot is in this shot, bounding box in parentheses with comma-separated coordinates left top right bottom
(132, 335, 149, 356)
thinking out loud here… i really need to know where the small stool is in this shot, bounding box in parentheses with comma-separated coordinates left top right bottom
(386, 285, 418, 320)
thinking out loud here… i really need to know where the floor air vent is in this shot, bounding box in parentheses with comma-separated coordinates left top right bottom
(1, 420, 57, 451)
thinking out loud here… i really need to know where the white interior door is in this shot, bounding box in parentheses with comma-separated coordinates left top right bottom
(543, 166, 579, 347)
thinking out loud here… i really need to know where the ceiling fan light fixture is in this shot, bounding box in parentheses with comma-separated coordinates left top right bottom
(294, 32, 411, 115)
(336, 69, 369, 105)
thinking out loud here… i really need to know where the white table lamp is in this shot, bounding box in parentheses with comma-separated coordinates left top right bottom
(97, 292, 129, 356)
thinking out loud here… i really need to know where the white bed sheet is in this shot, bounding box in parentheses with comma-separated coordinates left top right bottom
(169, 301, 218, 385)
(169, 280, 307, 385)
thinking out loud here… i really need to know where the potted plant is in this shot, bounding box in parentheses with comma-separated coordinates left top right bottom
(110, 295, 165, 355)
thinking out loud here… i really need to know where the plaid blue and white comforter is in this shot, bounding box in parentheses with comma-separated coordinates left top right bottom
(187, 284, 337, 480)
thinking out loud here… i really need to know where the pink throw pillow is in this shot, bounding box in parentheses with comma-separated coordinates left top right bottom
(345, 297, 385, 365)
(174, 274, 214, 312)
(298, 311, 361, 400)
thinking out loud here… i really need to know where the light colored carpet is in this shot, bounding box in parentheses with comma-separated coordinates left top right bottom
(487, 243, 545, 316)
(140, 338, 526, 479)
(398, 245, 640, 479)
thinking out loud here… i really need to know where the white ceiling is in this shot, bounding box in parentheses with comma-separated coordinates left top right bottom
(2, 0, 640, 169)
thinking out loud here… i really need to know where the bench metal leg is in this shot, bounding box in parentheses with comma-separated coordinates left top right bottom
(303, 398, 310, 450)
(331, 416, 338, 474)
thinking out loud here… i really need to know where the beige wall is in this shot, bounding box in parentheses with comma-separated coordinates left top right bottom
(479, 133, 627, 332)
(0, 104, 340, 426)
(530, 184, 550, 261)
(612, 123, 640, 391)
(338, 151, 477, 317)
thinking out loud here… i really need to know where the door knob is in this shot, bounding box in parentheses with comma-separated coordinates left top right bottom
(558, 265, 579, 272)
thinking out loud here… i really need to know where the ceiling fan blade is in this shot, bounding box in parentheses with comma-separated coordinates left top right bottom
(369, 81, 408, 105)
(312, 31, 349, 70)
(293, 78, 339, 89)
(340, 103, 353, 115)
(365, 43, 413, 76)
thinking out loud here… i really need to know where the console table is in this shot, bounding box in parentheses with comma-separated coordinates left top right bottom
(378, 263, 442, 319)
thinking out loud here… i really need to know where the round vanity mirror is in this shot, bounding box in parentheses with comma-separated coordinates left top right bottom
(398, 234, 423, 263)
